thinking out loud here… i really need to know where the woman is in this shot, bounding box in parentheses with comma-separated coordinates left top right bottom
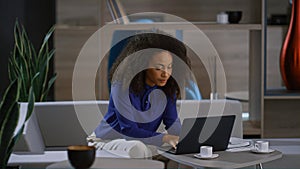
(92, 31, 192, 158)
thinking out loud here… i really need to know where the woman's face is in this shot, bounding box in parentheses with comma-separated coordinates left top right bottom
(145, 51, 173, 87)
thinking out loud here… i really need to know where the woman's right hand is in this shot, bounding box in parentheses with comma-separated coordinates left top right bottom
(162, 134, 179, 149)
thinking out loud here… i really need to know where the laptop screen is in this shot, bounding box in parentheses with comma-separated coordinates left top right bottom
(175, 115, 235, 154)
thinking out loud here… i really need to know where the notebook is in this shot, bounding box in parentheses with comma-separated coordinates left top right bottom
(158, 115, 236, 155)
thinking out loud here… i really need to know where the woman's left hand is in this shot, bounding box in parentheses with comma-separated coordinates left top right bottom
(162, 134, 179, 149)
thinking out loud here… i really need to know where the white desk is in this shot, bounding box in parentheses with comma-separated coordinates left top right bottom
(9, 139, 300, 168)
(158, 149, 282, 169)
(8, 150, 130, 168)
(162, 151, 282, 168)
(46, 157, 164, 169)
(158, 138, 300, 168)
(257, 138, 300, 169)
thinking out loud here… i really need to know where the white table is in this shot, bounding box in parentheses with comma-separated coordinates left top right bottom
(158, 149, 282, 169)
(158, 138, 300, 168)
(9, 139, 300, 169)
(257, 138, 300, 169)
(46, 157, 164, 169)
(8, 150, 130, 168)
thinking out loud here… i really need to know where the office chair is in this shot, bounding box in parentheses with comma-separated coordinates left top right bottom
(106, 0, 201, 100)
(107, 31, 202, 100)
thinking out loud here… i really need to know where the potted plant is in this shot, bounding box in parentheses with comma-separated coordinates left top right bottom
(8, 21, 57, 102)
(0, 20, 57, 169)
(0, 80, 35, 169)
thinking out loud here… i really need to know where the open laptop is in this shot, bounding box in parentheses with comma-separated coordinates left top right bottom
(159, 115, 235, 155)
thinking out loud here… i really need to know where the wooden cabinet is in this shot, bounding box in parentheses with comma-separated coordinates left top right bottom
(54, 0, 299, 137)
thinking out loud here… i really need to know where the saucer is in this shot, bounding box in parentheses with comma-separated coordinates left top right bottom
(194, 154, 219, 159)
(251, 149, 275, 154)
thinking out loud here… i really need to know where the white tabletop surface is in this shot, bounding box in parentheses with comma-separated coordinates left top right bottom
(158, 149, 282, 169)
(9, 139, 299, 168)
(8, 149, 130, 165)
(46, 157, 164, 169)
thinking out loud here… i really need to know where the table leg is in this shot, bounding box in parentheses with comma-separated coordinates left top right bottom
(256, 163, 263, 169)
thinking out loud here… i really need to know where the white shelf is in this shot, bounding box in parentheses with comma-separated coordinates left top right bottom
(104, 22, 262, 31)
(264, 95, 300, 99)
(264, 88, 300, 99)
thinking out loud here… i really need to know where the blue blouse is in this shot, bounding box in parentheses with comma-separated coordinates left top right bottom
(94, 82, 181, 146)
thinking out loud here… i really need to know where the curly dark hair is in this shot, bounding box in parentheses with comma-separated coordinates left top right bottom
(109, 31, 191, 99)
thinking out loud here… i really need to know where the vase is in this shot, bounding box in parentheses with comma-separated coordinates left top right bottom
(280, 0, 300, 90)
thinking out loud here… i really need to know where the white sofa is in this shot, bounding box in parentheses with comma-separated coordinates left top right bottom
(13, 99, 243, 154)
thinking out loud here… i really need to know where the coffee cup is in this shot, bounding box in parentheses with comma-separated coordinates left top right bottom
(200, 146, 213, 157)
(226, 11, 243, 24)
(254, 141, 269, 152)
(67, 145, 96, 169)
(217, 12, 229, 24)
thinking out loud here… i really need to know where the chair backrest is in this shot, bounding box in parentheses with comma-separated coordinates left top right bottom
(107, 30, 139, 92)
(105, 1, 207, 100)
(14, 101, 109, 153)
(107, 30, 202, 100)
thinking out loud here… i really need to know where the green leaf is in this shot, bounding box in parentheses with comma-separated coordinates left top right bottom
(25, 81, 36, 121)
(0, 80, 20, 127)
(13, 22, 23, 55)
(32, 72, 42, 101)
(8, 59, 18, 82)
(40, 60, 50, 100)
(37, 26, 55, 58)
(0, 103, 20, 168)
(41, 73, 57, 101)
(4, 126, 25, 168)
(8, 48, 22, 81)
(0, 80, 20, 168)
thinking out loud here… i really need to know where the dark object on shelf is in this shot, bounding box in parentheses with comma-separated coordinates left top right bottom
(280, 0, 300, 90)
(226, 11, 242, 24)
(269, 14, 288, 25)
(68, 145, 96, 169)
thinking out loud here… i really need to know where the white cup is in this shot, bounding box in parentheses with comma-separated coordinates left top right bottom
(255, 141, 269, 152)
(217, 12, 228, 24)
(200, 146, 213, 157)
